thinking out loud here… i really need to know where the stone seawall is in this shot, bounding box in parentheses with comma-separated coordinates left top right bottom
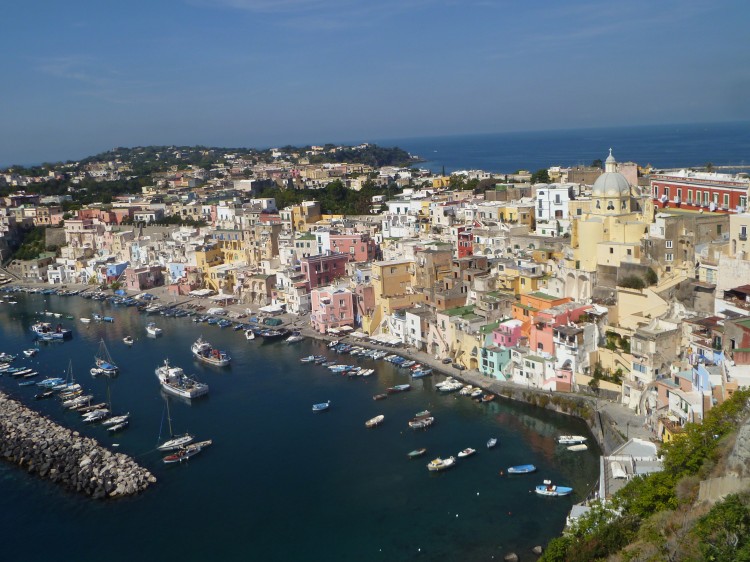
(0, 392, 155, 498)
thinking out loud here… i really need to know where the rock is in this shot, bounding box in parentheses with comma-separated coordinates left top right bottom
(532, 545, 543, 555)
(504, 554, 519, 562)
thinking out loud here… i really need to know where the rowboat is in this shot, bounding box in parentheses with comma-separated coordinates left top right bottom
(507, 464, 537, 474)
(535, 480, 573, 497)
(481, 394, 495, 403)
(487, 438, 498, 448)
(558, 435, 587, 445)
(457, 448, 476, 458)
(387, 384, 411, 393)
(408, 448, 427, 459)
(312, 400, 331, 412)
(427, 456, 456, 472)
(365, 415, 384, 428)
(372, 393, 388, 401)
(123, 336, 134, 346)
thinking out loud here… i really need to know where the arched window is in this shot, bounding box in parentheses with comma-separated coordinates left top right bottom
(596, 200, 601, 209)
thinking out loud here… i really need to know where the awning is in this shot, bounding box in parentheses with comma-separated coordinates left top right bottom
(350, 331, 368, 339)
(189, 288, 215, 297)
(327, 328, 340, 335)
(259, 303, 285, 313)
(339, 326, 353, 332)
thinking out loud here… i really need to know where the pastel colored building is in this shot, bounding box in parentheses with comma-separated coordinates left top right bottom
(310, 287, 355, 334)
(330, 232, 379, 262)
(479, 345, 511, 379)
(300, 253, 349, 290)
(492, 319, 523, 347)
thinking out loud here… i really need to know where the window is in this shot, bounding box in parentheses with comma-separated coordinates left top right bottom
(610, 247, 614, 254)
(577, 208, 582, 216)
(740, 196, 747, 209)
(676, 188, 682, 201)
(555, 194, 561, 204)
(653, 185, 658, 197)
(666, 240, 673, 249)
(724, 194, 730, 208)
(704, 191, 710, 204)
(717, 224, 722, 235)
(664, 187, 670, 199)
(627, 249, 632, 256)
(687, 190, 692, 204)
(666, 253, 673, 262)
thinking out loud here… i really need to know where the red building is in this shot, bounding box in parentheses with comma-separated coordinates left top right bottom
(300, 253, 349, 290)
(457, 226, 473, 258)
(330, 233, 379, 263)
(651, 171, 749, 213)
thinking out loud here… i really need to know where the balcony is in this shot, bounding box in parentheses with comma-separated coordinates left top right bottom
(740, 233, 748, 241)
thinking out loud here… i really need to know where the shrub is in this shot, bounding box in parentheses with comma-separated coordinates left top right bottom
(619, 275, 646, 290)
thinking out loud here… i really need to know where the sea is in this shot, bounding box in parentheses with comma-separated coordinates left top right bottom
(0, 292, 598, 562)
(375, 121, 750, 174)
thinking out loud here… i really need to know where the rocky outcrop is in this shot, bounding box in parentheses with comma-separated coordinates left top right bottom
(727, 416, 750, 477)
(0, 392, 155, 499)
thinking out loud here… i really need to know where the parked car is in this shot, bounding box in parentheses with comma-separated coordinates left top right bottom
(452, 363, 466, 371)
(441, 358, 452, 364)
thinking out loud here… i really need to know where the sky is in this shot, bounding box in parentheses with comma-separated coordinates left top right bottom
(2, 0, 749, 166)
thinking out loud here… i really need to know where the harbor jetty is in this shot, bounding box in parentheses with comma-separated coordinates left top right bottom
(0, 391, 155, 499)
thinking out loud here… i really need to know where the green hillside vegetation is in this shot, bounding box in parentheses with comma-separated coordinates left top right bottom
(541, 388, 750, 561)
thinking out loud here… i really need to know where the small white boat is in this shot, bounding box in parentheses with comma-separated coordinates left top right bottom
(365, 414, 384, 428)
(567, 444, 588, 452)
(558, 435, 587, 445)
(286, 331, 304, 343)
(487, 438, 498, 449)
(312, 400, 331, 412)
(244, 329, 255, 341)
(157, 434, 194, 451)
(123, 336, 134, 346)
(146, 323, 162, 337)
(457, 447, 476, 458)
(80, 318, 91, 324)
(427, 456, 456, 472)
(23, 349, 38, 357)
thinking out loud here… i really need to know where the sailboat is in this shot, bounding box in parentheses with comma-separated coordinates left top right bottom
(156, 398, 194, 451)
(54, 360, 80, 394)
(91, 339, 119, 377)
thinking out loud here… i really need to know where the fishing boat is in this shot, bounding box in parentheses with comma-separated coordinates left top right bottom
(558, 435, 587, 445)
(535, 480, 573, 497)
(507, 464, 537, 474)
(386, 384, 411, 394)
(162, 440, 213, 464)
(156, 400, 194, 451)
(244, 329, 256, 341)
(286, 331, 304, 343)
(408, 416, 435, 430)
(300, 355, 317, 363)
(567, 444, 588, 452)
(312, 400, 331, 412)
(23, 348, 38, 357)
(408, 448, 427, 459)
(91, 339, 119, 377)
(123, 336, 134, 346)
(457, 447, 476, 458)
(372, 393, 388, 401)
(155, 359, 209, 399)
(191, 337, 231, 367)
(31, 321, 72, 340)
(146, 323, 162, 337)
(365, 414, 384, 428)
(487, 438, 498, 449)
(427, 456, 456, 472)
(257, 328, 291, 342)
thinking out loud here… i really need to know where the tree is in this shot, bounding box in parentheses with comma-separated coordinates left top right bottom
(645, 267, 658, 286)
(591, 158, 603, 169)
(531, 169, 550, 183)
(705, 162, 714, 172)
(619, 275, 646, 290)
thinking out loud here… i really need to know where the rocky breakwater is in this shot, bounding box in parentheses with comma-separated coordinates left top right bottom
(0, 392, 156, 499)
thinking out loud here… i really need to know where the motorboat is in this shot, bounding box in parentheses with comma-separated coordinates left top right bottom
(386, 384, 411, 394)
(558, 435, 587, 445)
(567, 444, 588, 452)
(146, 323, 163, 337)
(23, 349, 38, 357)
(34, 390, 54, 400)
(411, 368, 432, 379)
(470, 388, 483, 398)
(481, 394, 496, 403)
(408, 448, 427, 459)
(507, 464, 537, 474)
(163, 440, 212, 464)
(123, 336, 134, 346)
(408, 416, 435, 430)
(103, 413, 131, 426)
(427, 456, 456, 472)
(457, 448, 476, 458)
(286, 331, 304, 343)
(372, 393, 388, 401)
(487, 438, 498, 449)
(31, 322, 72, 340)
(107, 420, 129, 432)
(191, 337, 231, 367)
(312, 400, 331, 412)
(365, 415, 384, 428)
(535, 480, 573, 497)
(244, 329, 256, 341)
(80, 318, 91, 324)
(155, 359, 209, 399)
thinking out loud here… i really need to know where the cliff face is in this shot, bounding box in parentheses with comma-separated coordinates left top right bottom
(727, 416, 750, 478)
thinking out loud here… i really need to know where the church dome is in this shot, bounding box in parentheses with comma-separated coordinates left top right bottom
(592, 148, 631, 198)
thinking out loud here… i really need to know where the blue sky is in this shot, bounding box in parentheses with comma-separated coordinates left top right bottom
(2, 0, 749, 166)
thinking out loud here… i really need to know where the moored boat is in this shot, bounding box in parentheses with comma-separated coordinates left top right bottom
(31, 322, 72, 340)
(427, 456, 456, 472)
(286, 331, 304, 343)
(365, 414, 384, 428)
(408, 416, 434, 430)
(408, 448, 427, 459)
(92, 339, 119, 377)
(191, 337, 231, 367)
(312, 400, 331, 412)
(535, 480, 573, 497)
(558, 435, 587, 445)
(507, 464, 537, 474)
(487, 438, 498, 449)
(387, 384, 411, 394)
(23, 349, 38, 357)
(567, 444, 588, 452)
(123, 336, 134, 345)
(457, 448, 476, 458)
(372, 393, 388, 401)
(155, 359, 209, 399)
(481, 393, 495, 403)
(162, 439, 213, 464)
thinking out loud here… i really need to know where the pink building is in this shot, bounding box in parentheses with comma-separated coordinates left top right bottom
(492, 319, 523, 347)
(529, 302, 592, 355)
(300, 253, 349, 290)
(330, 233, 379, 263)
(310, 287, 355, 334)
(123, 266, 165, 292)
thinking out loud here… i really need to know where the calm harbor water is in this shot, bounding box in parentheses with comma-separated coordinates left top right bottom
(0, 292, 598, 561)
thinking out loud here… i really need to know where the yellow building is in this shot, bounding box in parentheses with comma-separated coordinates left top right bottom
(194, 244, 224, 290)
(364, 260, 423, 334)
(280, 201, 322, 232)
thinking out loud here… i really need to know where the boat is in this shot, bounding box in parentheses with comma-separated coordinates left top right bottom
(558, 435, 587, 445)
(312, 400, 331, 412)
(481, 394, 496, 403)
(535, 480, 573, 497)
(146, 323, 163, 337)
(156, 400, 194, 451)
(91, 339, 119, 377)
(411, 368, 432, 378)
(408, 448, 427, 459)
(360, 368, 374, 377)
(257, 328, 291, 342)
(567, 444, 589, 452)
(18, 380, 36, 387)
(23, 349, 38, 357)
(457, 448, 476, 458)
(408, 416, 435, 430)
(162, 440, 213, 464)
(300, 355, 317, 363)
(487, 438, 498, 449)
(372, 393, 388, 401)
(191, 337, 231, 367)
(427, 456, 456, 472)
(507, 464, 537, 474)
(103, 413, 130, 426)
(107, 421, 129, 432)
(286, 331, 304, 343)
(34, 390, 54, 400)
(386, 384, 411, 394)
(414, 410, 431, 418)
(123, 336, 134, 346)
(80, 317, 91, 324)
(470, 388, 483, 398)
(155, 359, 209, 399)
(82, 409, 110, 423)
(31, 322, 72, 340)
(365, 415, 384, 428)
(244, 329, 256, 341)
